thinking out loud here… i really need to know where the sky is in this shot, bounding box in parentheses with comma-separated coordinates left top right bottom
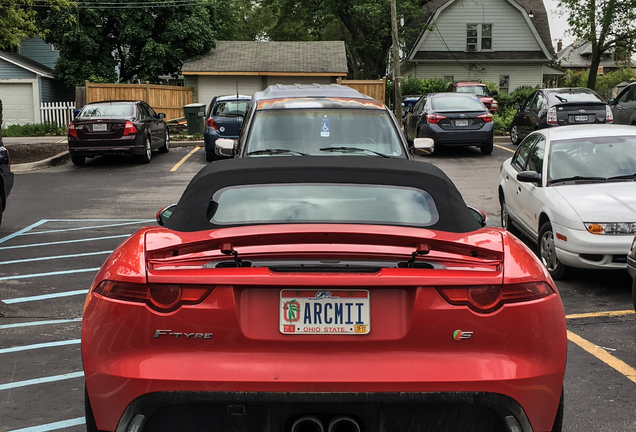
(542, 0, 574, 49)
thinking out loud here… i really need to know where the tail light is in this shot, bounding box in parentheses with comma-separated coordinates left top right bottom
(93, 280, 213, 313)
(547, 107, 558, 124)
(436, 282, 554, 313)
(605, 105, 614, 123)
(207, 117, 219, 130)
(490, 101, 498, 109)
(477, 113, 493, 123)
(426, 114, 447, 124)
(123, 121, 137, 136)
(68, 123, 78, 137)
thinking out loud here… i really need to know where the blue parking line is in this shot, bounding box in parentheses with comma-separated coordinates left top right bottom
(0, 339, 81, 354)
(0, 220, 48, 245)
(49, 219, 151, 222)
(3, 290, 89, 304)
(0, 318, 82, 330)
(23, 220, 155, 235)
(0, 234, 130, 250)
(0, 251, 113, 266)
(7, 417, 85, 432)
(0, 268, 101, 281)
(0, 371, 84, 391)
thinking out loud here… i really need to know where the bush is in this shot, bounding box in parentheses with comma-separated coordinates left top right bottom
(1, 122, 67, 137)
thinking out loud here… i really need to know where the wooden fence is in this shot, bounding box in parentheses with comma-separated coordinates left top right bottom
(337, 78, 386, 105)
(85, 81, 193, 121)
(40, 101, 76, 127)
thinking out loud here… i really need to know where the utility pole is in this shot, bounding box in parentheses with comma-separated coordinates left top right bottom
(390, 0, 403, 128)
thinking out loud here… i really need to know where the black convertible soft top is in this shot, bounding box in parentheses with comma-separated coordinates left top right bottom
(165, 157, 481, 233)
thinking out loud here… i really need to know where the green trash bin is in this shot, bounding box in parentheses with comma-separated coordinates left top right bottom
(183, 103, 206, 135)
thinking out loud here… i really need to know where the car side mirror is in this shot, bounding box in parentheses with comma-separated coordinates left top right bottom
(468, 206, 487, 227)
(608, 98, 615, 105)
(513, 102, 521, 110)
(158, 113, 166, 119)
(156, 204, 177, 226)
(215, 138, 235, 157)
(517, 171, 542, 185)
(412, 137, 434, 155)
(491, 90, 498, 96)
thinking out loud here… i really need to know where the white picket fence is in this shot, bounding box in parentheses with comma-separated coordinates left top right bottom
(39, 101, 76, 127)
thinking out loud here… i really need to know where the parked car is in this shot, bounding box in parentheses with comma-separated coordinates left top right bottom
(404, 93, 494, 154)
(628, 236, 636, 310)
(509, 88, 613, 145)
(215, 84, 433, 159)
(83, 156, 566, 432)
(0, 138, 14, 227)
(204, 95, 251, 162)
(609, 81, 636, 125)
(499, 124, 636, 280)
(401, 94, 421, 118)
(68, 100, 169, 165)
(446, 81, 498, 112)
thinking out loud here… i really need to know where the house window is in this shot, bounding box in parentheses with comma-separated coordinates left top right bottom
(444, 76, 454, 82)
(466, 24, 493, 51)
(499, 75, 509, 94)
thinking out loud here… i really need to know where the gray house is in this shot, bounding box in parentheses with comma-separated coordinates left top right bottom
(403, 0, 563, 93)
(182, 41, 348, 104)
(556, 40, 636, 75)
(0, 37, 73, 125)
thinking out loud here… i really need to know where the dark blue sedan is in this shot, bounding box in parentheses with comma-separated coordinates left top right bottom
(204, 95, 251, 162)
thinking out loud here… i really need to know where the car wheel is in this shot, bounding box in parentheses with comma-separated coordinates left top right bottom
(71, 155, 86, 166)
(136, 135, 152, 164)
(500, 195, 520, 236)
(158, 129, 170, 153)
(480, 141, 494, 155)
(539, 221, 569, 280)
(550, 388, 564, 432)
(510, 124, 521, 145)
(85, 385, 107, 432)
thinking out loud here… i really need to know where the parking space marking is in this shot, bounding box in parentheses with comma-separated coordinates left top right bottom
(3, 290, 89, 304)
(8, 417, 85, 432)
(566, 310, 635, 319)
(0, 268, 101, 281)
(494, 144, 514, 153)
(0, 318, 82, 330)
(0, 220, 48, 245)
(568, 330, 636, 384)
(0, 250, 112, 266)
(171, 146, 200, 172)
(23, 220, 154, 235)
(0, 371, 84, 391)
(0, 235, 130, 251)
(0, 339, 81, 354)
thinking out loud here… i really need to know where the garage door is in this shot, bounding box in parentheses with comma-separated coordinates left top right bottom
(0, 83, 35, 125)
(198, 76, 262, 107)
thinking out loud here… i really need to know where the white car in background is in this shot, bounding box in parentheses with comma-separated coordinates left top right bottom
(499, 124, 636, 279)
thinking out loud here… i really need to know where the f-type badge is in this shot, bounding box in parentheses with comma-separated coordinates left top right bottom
(453, 330, 473, 341)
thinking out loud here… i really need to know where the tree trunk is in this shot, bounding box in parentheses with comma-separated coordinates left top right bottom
(587, 42, 602, 90)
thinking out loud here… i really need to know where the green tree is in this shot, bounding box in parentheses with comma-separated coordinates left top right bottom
(0, 0, 69, 49)
(558, 0, 636, 89)
(40, 0, 239, 87)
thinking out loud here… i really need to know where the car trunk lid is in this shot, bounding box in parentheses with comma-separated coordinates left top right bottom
(73, 118, 129, 140)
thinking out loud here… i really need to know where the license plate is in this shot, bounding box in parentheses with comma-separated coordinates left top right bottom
(280, 289, 370, 334)
(93, 123, 108, 131)
(574, 115, 589, 122)
(455, 119, 469, 127)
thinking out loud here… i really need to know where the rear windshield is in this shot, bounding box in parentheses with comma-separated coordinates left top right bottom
(455, 85, 490, 97)
(551, 92, 603, 103)
(210, 183, 439, 226)
(79, 103, 133, 117)
(212, 100, 249, 117)
(245, 109, 405, 157)
(432, 96, 485, 111)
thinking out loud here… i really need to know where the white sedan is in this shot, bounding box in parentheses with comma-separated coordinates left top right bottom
(499, 124, 636, 279)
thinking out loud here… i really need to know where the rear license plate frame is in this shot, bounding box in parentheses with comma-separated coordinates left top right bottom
(455, 119, 469, 127)
(93, 123, 108, 131)
(574, 115, 589, 122)
(280, 289, 370, 335)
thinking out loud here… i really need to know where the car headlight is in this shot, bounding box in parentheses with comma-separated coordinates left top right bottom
(586, 222, 636, 234)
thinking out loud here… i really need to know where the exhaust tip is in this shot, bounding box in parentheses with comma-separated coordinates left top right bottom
(291, 415, 324, 432)
(328, 416, 361, 432)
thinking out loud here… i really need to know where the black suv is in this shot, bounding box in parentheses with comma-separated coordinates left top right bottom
(215, 84, 430, 159)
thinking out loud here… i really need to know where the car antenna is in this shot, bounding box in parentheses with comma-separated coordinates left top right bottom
(220, 242, 242, 266)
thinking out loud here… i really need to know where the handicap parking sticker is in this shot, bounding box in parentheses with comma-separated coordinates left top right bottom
(321, 117, 330, 137)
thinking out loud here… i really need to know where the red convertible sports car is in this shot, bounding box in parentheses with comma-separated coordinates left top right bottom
(82, 157, 567, 432)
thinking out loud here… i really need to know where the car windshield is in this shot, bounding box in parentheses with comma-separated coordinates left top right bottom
(551, 91, 603, 103)
(245, 109, 406, 157)
(79, 103, 133, 117)
(548, 136, 636, 182)
(432, 95, 485, 111)
(212, 100, 249, 117)
(210, 183, 439, 226)
(456, 86, 490, 97)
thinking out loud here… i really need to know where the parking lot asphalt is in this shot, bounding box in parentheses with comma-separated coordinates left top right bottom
(1, 142, 635, 432)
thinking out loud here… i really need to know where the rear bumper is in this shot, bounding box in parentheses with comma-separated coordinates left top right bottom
(68, 134, 145, 156)
(109, 391, 535, 432)
(421, 123, 494, 146)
